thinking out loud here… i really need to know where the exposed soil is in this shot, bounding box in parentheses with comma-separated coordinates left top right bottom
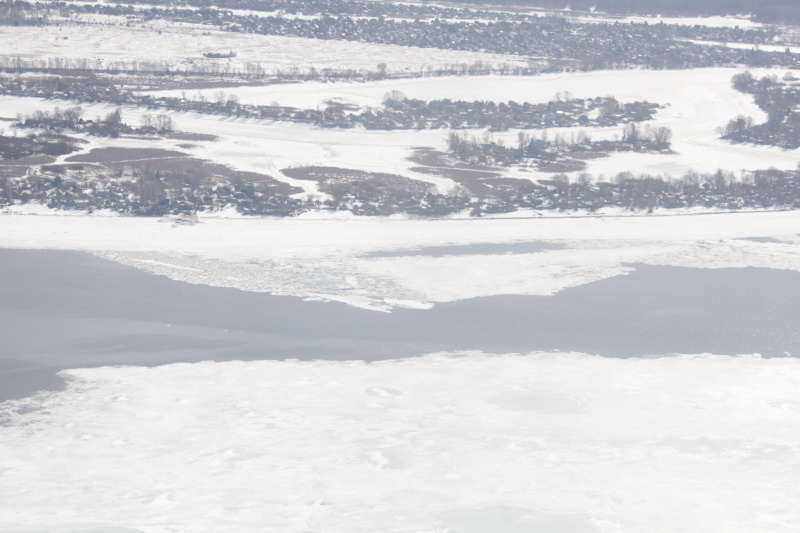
(410, 165, 502, 180)
(570, 151, 609, 160)
(164, 132, 220, 142)
(282, 166, 408, 184)
(539, 159, 587, 173)
(282, 165, 431, 199)
(411, 165, 538, 197)
(41, 163, 90, 173)
(407, 147, 495, 171)
(0, 165, 29, 178)
(3, 154, 57, 165)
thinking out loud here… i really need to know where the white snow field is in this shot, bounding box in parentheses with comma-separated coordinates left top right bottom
(0, 19, 527, 75)
(1, 352, 799, 533)
(1, 210, 798, 310)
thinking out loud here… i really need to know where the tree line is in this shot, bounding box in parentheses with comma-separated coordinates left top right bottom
(722, 71, 800, 149)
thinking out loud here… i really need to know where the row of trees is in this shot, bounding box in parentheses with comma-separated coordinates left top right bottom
(0, 0, 48, 25)
(16, 107, 175, 137)
(5, 162, 799, 216)
(447, 124, 673, 169)
(0, 73, 659, 133)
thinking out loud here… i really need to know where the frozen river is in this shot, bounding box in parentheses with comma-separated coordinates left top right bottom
(2, 248, 798, 402)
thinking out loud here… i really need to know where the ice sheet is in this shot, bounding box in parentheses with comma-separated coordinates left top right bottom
(1, 352, 798, 532)
(1, 209, 798, 310)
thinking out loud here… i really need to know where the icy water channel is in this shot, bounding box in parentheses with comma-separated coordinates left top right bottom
(1, 248, 799, 401)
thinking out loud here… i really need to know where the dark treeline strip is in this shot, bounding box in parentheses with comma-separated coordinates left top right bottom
(0, 55, 545, 80)
(444, 0, 800, 25)
(3, 141, 799, 217)
(0, 0, 49, 25)
(446, 122, 672, 170)
(0, 75, 660, 132)
(722, 71, 800, 149)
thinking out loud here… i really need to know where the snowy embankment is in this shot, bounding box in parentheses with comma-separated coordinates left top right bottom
(1, 210, 798, 310)
(1, 352, 798, 533)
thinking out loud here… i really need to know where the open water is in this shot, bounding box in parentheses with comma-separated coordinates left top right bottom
(1, 248, 798, 402)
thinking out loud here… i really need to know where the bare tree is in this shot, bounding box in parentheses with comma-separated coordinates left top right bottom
(155, 114, 175, 133)
(382, 90, 406, 104)
(651, 126, 672, 145)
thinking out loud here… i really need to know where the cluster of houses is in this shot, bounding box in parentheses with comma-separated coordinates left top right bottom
(3, 162, 799, 217)
(36, 0, 799, 73)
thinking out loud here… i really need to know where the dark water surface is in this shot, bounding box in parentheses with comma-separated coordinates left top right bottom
(1, 249, 798, 402)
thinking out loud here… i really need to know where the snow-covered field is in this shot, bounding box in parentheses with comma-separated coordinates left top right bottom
(2, 352, 799, 533)
(0, 20, 527, 75)
(2, 209, 798, 310)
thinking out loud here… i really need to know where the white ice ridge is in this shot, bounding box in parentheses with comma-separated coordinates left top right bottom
(1, 209, 799, 310)
(1, 352, 799, 532)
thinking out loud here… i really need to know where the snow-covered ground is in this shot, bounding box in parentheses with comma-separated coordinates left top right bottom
(2, 352, 799, 533)
(1, 209, 798, 310)
(0, 20, 527, 75)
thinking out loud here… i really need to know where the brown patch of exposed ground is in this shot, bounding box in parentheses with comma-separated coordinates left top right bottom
(3, 154, 57, 165)
(0, 165, 29, 178)
(41, 164, 90, 173)
(538, 159, 587, 173)
(407, 148, 540, 198)
(42, 153, 299, 195)
(410, 165, 501, 180)
(163, 132, 220, 142)
(282, 166, 431, 198)
(570, 151, 609, 161)
(407, 147, 496, 171)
